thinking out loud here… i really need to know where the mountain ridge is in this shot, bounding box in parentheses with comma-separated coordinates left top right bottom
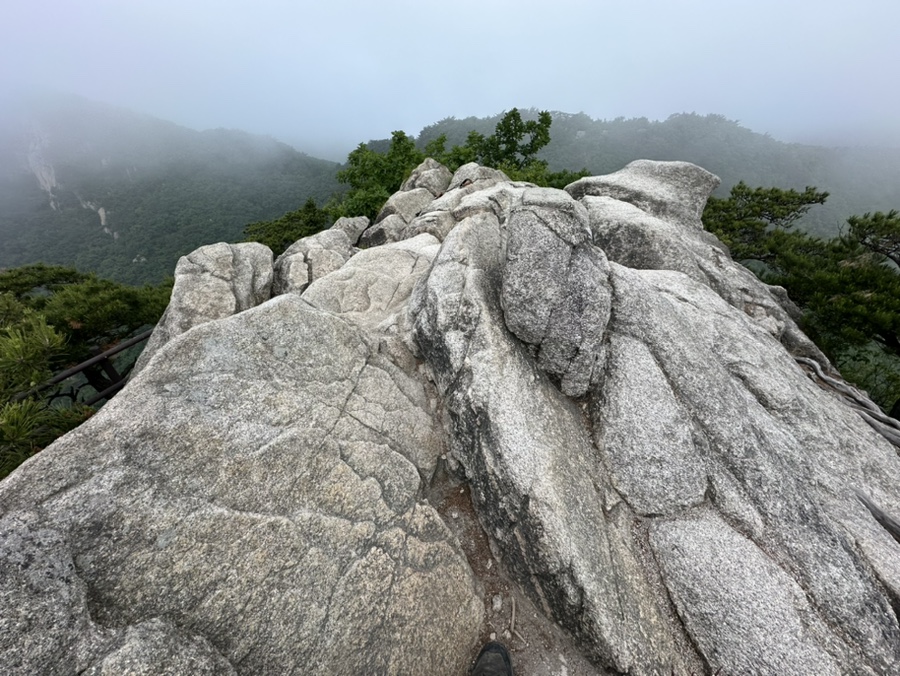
(3, 158, 899, 674)
(0, 91, 342, 284)
(2, 92, 899, 284)
(413, 109, 900, 239)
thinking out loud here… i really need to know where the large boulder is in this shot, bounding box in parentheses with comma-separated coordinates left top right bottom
(578, 189, 826, 362)
(500, 188, 611, 397)
(403, 209, 458, 242)
(374, 187, 434, 225)
(133, 242, 272, 375)
(447, 162, 510, 191)
(400, 158, 453, 196)
(1, 293, 482, 675)
(358, 213, 408, 248)
(331, 215, 370, 245)
(566, 159, 720, 230)
(5, 159, 900, 675)
(409, 161, 900, 673)
(272, 227, 356, 295)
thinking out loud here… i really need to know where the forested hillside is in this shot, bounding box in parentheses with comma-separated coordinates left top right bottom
(3, 97, 899, 284)
(416, 111, 900, 238)
(0, 92, 342, 284)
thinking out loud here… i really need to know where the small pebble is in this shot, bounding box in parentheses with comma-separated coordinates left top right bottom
(490, 632, 497, 641)
(450, 508, 459, 519)
(485, 559, 492, 570)
(502, 630, 511, 640)
(492, 594, 503, 613)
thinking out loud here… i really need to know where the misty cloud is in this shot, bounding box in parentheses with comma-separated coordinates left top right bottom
(2, 0, 899, 159)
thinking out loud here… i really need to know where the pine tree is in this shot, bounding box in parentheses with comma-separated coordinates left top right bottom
(0, 265, 170, 479)
(703, 186, 900, 413)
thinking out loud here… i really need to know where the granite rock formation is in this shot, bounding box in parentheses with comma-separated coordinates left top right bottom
(3, 159, 900, 675)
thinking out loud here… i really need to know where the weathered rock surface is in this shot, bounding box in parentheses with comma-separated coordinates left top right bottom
(1, 293, 481, 675)
(272, 226, 356, 295)
(133, 242, 273, 375)
(408, 160, 900, 673)
(567, 159, 719, 230)
(400, 157, 453, 196)
(579, 192, 826, 362)
(0, 512, 117, 675)
(374, 187, 434, 225)
(302, 233, 439, 331)
(5, 158, 900, 675)
(447, 162, 510, 191)
(83, 618, 236, 676)
(500, 187, 611, 396)
(403, 209, 458, 242)
(331, 215, 370, 245)
(359, 213, 408, 247)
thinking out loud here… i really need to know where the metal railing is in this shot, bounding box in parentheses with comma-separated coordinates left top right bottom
(12, 329, 153, 406)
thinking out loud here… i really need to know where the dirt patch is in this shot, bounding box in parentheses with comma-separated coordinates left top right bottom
(429, 465, 610, 675)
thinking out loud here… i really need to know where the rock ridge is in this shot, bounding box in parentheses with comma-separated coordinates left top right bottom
(3, 159, 900, 675)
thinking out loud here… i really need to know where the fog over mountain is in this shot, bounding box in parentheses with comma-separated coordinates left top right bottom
(0, 91, 341, 284)
(2, 89, 899, 288)
(2, 0, 899, 160)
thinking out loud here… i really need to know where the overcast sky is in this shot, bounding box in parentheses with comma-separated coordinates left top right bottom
(2, 0, 898, 160)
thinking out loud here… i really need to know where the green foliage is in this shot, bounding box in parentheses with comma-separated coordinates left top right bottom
(703, 185, 900, 412)
(0, 264, 88, 297)
(422, 134, 456, 165)
(422, 109, 577, 180)
(0, 284, 81, 480)
(478, 109, 552, 171)
(0, 311, 66, 399)
(0, 292, 28, 327)
(0, 264, 172, 357)
(43, 279, 167, 352)
(1, 399, 94, 479)
(505, 163, 591, 189)
(0, 263, 171, 479)
(440, 109, 590, 187)
(833, 345, 900, 418)
(243, 197, 332, 256)
(847, 209, 900, 267)
(782, 239, 900, 358)
(417, 133, 471, 171)
(703, 182, 829, 261)
(336, 131, 426, 220)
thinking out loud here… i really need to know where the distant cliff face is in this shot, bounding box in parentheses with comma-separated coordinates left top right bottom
(0, 91, 341, 284)
(24, 127, 58, 202)
(3, 159, 900, 675)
